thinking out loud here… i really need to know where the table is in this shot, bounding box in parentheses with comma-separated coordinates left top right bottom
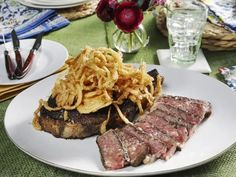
(1, 14, 236, 177)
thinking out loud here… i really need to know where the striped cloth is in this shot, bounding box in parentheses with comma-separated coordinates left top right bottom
(0, 0, 70, 42)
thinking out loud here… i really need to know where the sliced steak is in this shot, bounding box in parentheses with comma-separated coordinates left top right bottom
(138, 114, 188, 147)
(152, 102, 201, 126)
(114, 129, 149, 166)
(151, 95, 212, 125)
(149, 95, 212, 136)
(122, 124, 167, 163)
(160, 95, 211, 114)
(135, 122, 177, 160)
(152, 108, 193, 129)
(96, 95, 213, 170)
(96, 130, 128, 170)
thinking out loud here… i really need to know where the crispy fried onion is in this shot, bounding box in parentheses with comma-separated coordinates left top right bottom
(38, 46, 162, 124)
(100, 107, 111, 134)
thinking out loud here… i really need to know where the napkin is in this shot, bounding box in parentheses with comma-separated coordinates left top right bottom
(0, 82, 35, 102)
(201, 0, 236, 32)
(219, 66, 236, 92)
(0, 64, 67, 102)
(156, 49, 212, 73)
(0, 0, 70, 42)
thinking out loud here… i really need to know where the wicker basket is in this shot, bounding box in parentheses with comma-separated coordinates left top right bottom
(155, 10, 236, 51)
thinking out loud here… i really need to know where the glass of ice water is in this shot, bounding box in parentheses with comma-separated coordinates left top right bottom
(166, 0, 208, 64)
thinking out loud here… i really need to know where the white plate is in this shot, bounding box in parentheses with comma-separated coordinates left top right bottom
(27, 0, 88, 6)
(0, 39, 68, 85)
(17, 0, 91, 9)
(4, 65, 236, 176)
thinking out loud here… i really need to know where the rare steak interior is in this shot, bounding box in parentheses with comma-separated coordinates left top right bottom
(96, 95, 212, 170)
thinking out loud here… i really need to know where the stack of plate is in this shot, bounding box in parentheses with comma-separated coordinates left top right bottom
(155, 9, 236, 51)
(17, 0, 92, 9)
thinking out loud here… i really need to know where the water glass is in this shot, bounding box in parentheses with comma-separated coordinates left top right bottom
(166, 0, 208, 64)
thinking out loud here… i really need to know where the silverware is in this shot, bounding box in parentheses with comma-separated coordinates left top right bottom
(11, 29, 23, 76)
(2, 33, 16, 80)
(15, 33, 43, 79)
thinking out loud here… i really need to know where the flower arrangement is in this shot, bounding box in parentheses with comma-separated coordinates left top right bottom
(96, 0, 166, 53)
(96, 0, 166, 33)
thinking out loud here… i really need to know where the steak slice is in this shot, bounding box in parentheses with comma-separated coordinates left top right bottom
(151, 95, 212, 125)
(97, 128, 149, 170)
(135, 122, 177, 160)
(122, 124, 167, 163)
(138, 114, 188, 147)
(151, 108, 198, 136)
(114, 129, 149, 166)
(96, 130, 128, 170)
(150, 95, 212, 136)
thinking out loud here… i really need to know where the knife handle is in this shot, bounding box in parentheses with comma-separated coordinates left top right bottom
(23, 49, 34, 71)
(4, 51, 15, 80)
(15, 49, 34, 79)
(14, 50, 23, 76)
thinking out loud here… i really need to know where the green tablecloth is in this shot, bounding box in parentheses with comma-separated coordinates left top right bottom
(1, 14, 236, 177)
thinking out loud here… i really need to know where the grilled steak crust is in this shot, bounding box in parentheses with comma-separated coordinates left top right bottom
(39, 110, 107, 139)
(39, 99, 137, 139)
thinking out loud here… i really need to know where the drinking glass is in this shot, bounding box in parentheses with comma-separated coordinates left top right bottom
(166, 0, 208, 64)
